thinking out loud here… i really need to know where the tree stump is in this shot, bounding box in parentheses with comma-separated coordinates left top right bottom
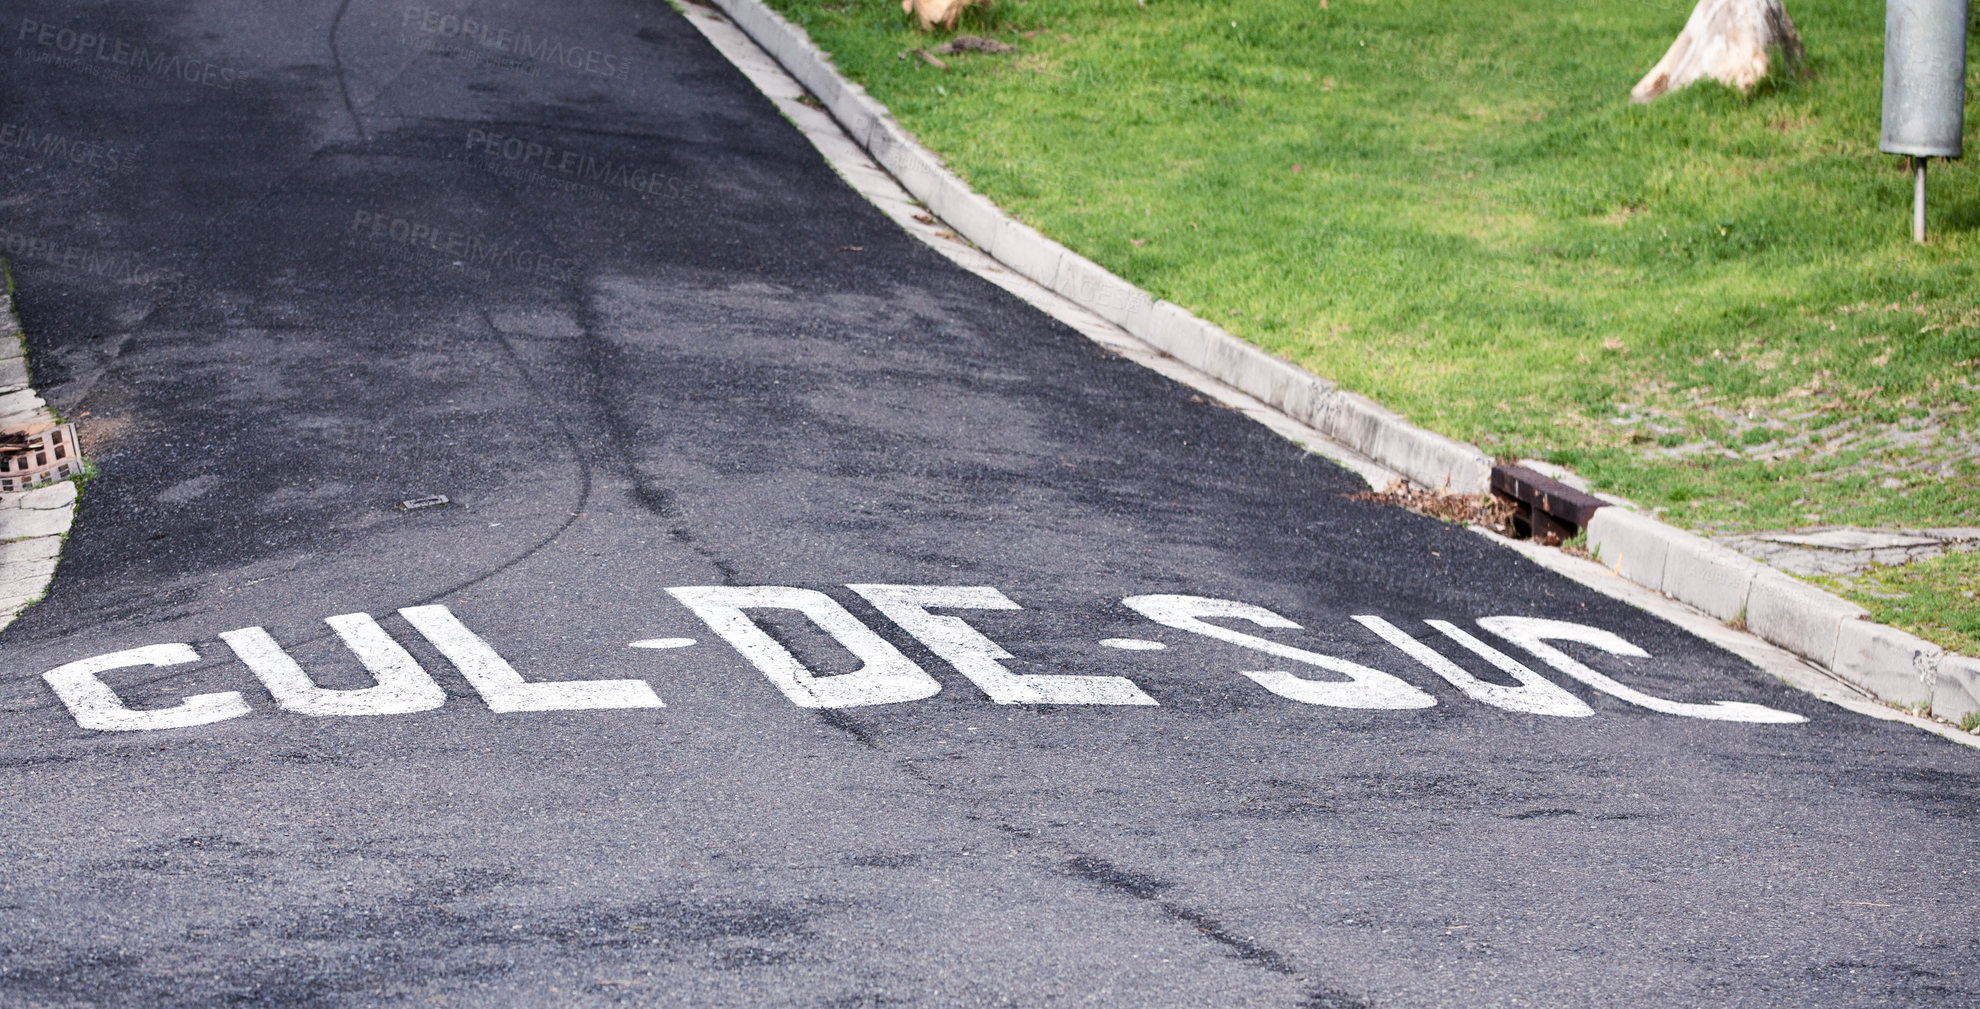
(1631, 0, 1806, 103)
(903, 0, 979, 32)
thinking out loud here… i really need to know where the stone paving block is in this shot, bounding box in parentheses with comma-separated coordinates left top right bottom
(19, 480, 76, 510)
(1933, 653, 1980, 723)
(1746, 570, 1866, 671)
(0, 356, 27, 393)
(1719, 526, 1979, 577)
(1658, 533, 1760, 623)
(1833, 619, 1940, 706)
(1586, 507, 1673, 594)
(0, 535, 62, 564)
(0, 506, 72, 539)
(0, 388, 46, 419)
(0, 558, 57, 597)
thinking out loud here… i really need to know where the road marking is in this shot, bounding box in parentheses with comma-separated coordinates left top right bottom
(1351, 615, 1593, 718)
(399, 605, 664, 711)
(1478, 616, 1805, 724)
(41, 643, 249, 731)
(220, 613, 447, 717)
(849, 584, 1157, 705)
(1123, 594, 1437, 709)
(666, 586, 942, 708)
(31, 588, 1810, 731)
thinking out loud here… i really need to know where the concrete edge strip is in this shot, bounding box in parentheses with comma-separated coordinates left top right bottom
(677, 0, 1980, 739)
(0, 291, 79, 632)
(1486, 527, 1979, 750)
(1584, 507, 1980, 728)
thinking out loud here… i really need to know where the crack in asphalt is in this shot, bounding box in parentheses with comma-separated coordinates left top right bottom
(327, 0, 366, 143)
(810, 710, 1363, 1004)
(8, 312, 596, 710)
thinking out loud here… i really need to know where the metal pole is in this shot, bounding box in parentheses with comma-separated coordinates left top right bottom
(1914, 156, 1928, 243)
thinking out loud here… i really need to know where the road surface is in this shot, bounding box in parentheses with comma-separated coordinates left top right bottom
(0, 1, 1974, 1006)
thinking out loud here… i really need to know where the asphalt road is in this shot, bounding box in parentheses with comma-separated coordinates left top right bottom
(1, 1, 1975, 1006)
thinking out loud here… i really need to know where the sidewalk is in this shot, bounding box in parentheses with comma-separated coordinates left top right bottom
(0, 291, 77, 630)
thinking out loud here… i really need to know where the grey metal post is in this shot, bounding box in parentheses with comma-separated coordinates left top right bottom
(1914, 158, 1928, 244)
(1881, 0, 1968, 243)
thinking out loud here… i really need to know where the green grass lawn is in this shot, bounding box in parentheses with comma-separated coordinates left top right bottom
(758, 0, 1979, 650)
(1816, 548, 1980, 711)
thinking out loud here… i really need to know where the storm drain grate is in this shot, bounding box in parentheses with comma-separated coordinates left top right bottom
(1489, 464, 1607, 545)
(0, 422, 81, 493)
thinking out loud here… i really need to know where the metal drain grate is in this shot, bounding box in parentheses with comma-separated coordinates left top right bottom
(0, 423, 81, 493)
(1490, 464, 1607, 545)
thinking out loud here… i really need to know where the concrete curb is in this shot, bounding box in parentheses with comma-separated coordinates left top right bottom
(689, 0, 1980, 736)
(1587, 509, 1977, 724)
(0, 291, 78, 632)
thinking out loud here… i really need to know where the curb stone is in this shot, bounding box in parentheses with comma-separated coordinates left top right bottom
(1495, 527, 1978, 749)
(1937, 654, 1980, 721)
(684, 0, 1980, 739)
(1834, 620, 1940, 708)
(0, 291, 78, 633)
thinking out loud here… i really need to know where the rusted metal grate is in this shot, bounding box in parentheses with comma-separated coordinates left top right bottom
(1489, 464, 1607, 545)
(0, 422, 81, 493)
